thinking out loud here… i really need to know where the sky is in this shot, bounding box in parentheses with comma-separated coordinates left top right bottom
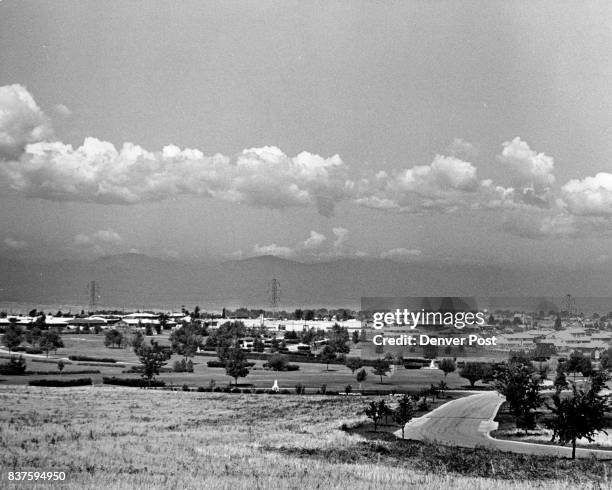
(1, 0, 612, 267)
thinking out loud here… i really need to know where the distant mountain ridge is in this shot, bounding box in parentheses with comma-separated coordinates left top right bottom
(0, 252, 611, 310)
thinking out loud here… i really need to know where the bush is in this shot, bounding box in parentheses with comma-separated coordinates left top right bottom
(207, 360, 225, 368)
(196, 386, 205, 392)
(182, 384, 190, 392)
(26, 369, 99, 375)
(279, 389, 291, 394)
(69, 355, 116, 363)
(417, 398, 429, 411)
(0, 355, 27, 375)
(102, 376, 165, 388)
(29, 378, 92, 387)
(319, 383, 327, 394)
(345, 384, 353, 394)
(24, 347, 43, 354)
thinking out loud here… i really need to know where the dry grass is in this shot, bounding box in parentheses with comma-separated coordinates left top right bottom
(0, 386, 608, 489)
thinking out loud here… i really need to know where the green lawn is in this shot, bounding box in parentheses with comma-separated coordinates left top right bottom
(1, 334, 490, 392)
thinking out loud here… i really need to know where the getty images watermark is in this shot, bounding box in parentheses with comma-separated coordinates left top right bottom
(362, 297, 498, 350)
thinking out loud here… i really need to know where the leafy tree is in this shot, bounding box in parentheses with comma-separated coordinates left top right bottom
(130, 330, 145, 351)
(372, 358, 390, 384)
(253, 337, 265, 352)
(438, 358, 456, 378)
(437, 380, 449, 398)
(356, 368, 367, 385)
(104, 329, 124, 348)
(170, 324, 203, 361)
(345, 357, 363, 374)
(0, 355, 26, 375)
(554, 315, 562, 330)
(328, 324, 350, 354)
(135, 339, 171, 387)
(267, 354, 289, 371)
(39, 329, 64, 357)
(546, 381, 608, 459)
(320, 345, 337, 370)
(365, 399, 389, 432)
(304, 310, 315, 321)
(294, 309, 303, 320)
(459, 362, 486, 387)
(567, 351, 594, 379)
(554, 368, 569, 392)
(2, 324, 23, 353)
(423, 344, 438, 360)
(493, 362, 542, 430)
(531, 343, 556, 361)
(224, 346, 250, 386)
(25, 326, 42, 347)
(352, 330, 360, 344)
(393, 395, 414, 439)
(600, 347, 612, 371)
(57, 359, 65, 375)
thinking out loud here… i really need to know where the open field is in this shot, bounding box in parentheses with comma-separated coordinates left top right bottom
(0, 334, 493, 391)
(1, 386, 611, 489)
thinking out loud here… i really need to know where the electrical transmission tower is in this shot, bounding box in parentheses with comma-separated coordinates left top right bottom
(268, 278, 281, 318)
(87, 281, 100, 313)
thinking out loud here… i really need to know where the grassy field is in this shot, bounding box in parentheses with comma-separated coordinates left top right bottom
(0, 334, 492, 392)
(1, 386, 611, 489)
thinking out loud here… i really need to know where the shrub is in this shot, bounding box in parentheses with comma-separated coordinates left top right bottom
(345, 384, 353, 394)
(230, 387, 241, 393)
(207, 360, 225, 368)
(29, 378, 92, 387)
(102, 376, 165, 388)
(182, 384, 190, 392)
(0, 355, 27, 375)
(196, 386, 205, 392)
(24, 347, 43, 355)
(319, 383, 327, 394)
(279, 389, 291, 394)
(417, 398, 429, 411)
(69, 355, 116, 363)
(174, 359, 187, 372)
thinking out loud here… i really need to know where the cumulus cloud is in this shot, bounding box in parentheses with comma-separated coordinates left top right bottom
(74, 229, 122, 247)
(448, 138, 478, 159)
(4, 237, 28, 250)
(381, 248, 422, 260)
(561, 172, 612, 217)
(0, 84, 53, 160)
(502, 212, 579, 239)
(303, 230, 326, 249)
(252, 243, 295, 258)
(53, 104, 72, 117)
(498, 137, 555, 190)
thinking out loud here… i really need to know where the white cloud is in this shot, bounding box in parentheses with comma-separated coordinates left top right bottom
(502, 212, 578, 239)
(497, 137, 555, 190)
(381, 248, 422, 260)
(0, 84, 53, 160)
(303, 230, 326, 249)
(252, 243, 295, 258)
(74, 229, 122, 246)
(332, 227, 349, 250)
(53, 104, 72, 117)
(448, 138, 478, 159)
(561, 172, 612, 217)
(4, 237, 28, 250)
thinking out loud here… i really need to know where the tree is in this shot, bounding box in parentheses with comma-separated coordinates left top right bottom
(438, 358, 456, 378)
(393, 395, 414, 439)
(224, 346, 250, 386)
(567, 351, 594, 379)
(600, 347, 612, 371)
(294, 309, 303, 320)
(345, 357, 363, 374)
(170, 324, 203, 361)
(493, 362, 542, 430)
(104, 329, 124, 349)
(459, 362, 486, 387)
(423, 344, 438, 360)
(39, 329, 64, 357)
(135, 339, 171, 387)
(531, 343, 556, 361)
(372, 358, 390, 384)
(130, 330, 145, 351)
(57, 359, 65, 375)
(546, 381, 608, 459)
(320, 345, 337, 370)
(267, 354, 289, 371)
(328, 324, 350, 354)
(554, 315, 562, 330)
(365, 399, 389, 432)
(25, 326, 42, 347)
(356, 368, 367, 385)
(2, 324, 23, 353)
(253, 337, 265, 352)
(554, 368, 568, 392)
(352, 330, 360, 344)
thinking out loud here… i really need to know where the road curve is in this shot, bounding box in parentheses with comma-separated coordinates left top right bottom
(395, 391, 612, 459)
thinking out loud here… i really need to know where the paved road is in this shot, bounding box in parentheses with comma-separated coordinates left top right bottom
(396, 391, 612, 459)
